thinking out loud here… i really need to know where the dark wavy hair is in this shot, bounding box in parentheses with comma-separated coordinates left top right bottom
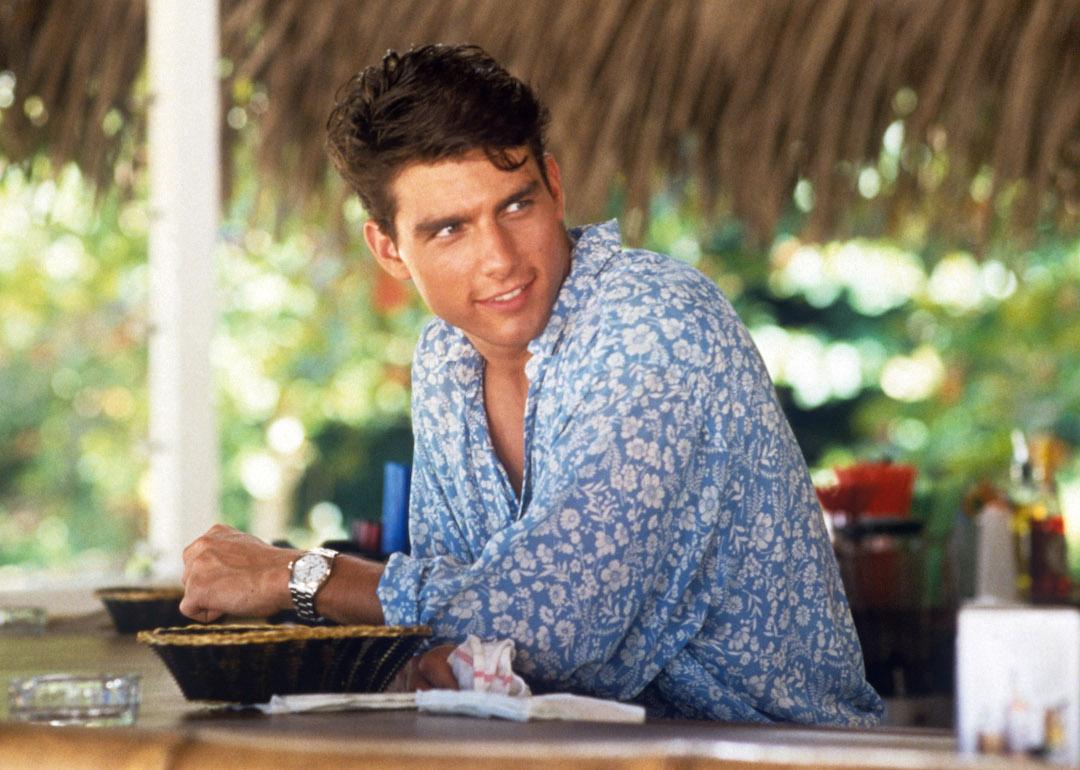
(326, 44, 551, 240)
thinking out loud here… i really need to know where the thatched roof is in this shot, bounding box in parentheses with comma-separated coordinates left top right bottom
(3, 0, 1080, 243)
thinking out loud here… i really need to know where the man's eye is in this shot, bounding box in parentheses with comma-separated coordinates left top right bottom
(506, 199, 532, 214)
(434, 224, 458, 238)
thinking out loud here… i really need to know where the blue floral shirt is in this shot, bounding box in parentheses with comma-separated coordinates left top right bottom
(377, 220, 883, 725)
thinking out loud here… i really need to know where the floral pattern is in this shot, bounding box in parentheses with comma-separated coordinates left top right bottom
(377, 220, 883, 725)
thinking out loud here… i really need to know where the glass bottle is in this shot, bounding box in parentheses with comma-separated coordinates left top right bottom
(1028, 434, 1070, 604)
(1009, 430, 1038, 600)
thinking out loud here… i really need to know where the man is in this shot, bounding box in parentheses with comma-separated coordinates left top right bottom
(181, 44, 883, 724)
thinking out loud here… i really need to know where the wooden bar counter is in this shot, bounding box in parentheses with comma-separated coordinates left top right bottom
(0, 612, 1046, 770)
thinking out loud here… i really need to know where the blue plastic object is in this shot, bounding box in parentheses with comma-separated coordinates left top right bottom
(380, 462, 411, 555)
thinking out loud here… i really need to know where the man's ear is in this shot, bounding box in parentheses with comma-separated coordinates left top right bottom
(543, 153, 566, 222)
(363, 220, 412, 281)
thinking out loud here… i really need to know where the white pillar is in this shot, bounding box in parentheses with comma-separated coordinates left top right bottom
(146, 0, 220, 577)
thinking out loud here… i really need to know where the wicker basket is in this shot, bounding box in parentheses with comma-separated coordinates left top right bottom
(137, 623, 431, 702)
(95, 586, 189, 634)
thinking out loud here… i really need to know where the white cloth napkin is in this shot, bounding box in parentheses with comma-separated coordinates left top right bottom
(448, 634, 531, 696)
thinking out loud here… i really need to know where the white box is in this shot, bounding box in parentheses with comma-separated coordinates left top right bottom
(957, 602, 1080, 764)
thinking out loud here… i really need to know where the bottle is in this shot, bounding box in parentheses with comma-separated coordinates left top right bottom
(1028, 434, 1070, 603)
(1008, 430, 1038, 600)
(975, 496, 1018, 602)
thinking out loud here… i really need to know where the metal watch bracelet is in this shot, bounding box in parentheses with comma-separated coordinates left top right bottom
(288, 546, 338, 622)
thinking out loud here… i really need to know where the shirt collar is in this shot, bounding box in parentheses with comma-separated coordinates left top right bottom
(526, 219, 622, 364)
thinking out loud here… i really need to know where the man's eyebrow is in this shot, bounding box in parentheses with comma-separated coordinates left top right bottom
(496, 180, 541, 210)
(413, 214, 464, 238)
(412, 180, 542, 237)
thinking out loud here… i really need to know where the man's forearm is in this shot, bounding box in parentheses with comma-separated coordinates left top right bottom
(314, 554, 386, 625)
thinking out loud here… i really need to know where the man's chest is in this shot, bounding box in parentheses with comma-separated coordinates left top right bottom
(482, 371, 528, 497)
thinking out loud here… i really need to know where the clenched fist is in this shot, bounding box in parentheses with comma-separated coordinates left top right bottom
(180, 524, 298, 623)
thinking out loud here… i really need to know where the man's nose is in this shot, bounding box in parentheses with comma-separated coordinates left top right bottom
(476, 221, 517, 277)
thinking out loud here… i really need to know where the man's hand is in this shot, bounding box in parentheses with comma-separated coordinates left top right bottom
(387, 644, 459, 691)
(415, 643, 459, 689)
(180, 524, 297, 623)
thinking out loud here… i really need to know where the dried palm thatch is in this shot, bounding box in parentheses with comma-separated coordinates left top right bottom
(2, 0, 1080, 244)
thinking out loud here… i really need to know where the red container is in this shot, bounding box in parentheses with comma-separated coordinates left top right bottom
(833, 462, 917, 517)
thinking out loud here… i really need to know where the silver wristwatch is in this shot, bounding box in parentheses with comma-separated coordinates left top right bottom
(287, 547, 338, 622)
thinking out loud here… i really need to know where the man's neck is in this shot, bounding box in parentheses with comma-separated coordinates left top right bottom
(464, 328, 533, 384)
(481, 348, 531, 383)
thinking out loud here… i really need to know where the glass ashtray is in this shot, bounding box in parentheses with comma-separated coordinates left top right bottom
(0, 606, 47, 635)
(8, 673, 140, 726)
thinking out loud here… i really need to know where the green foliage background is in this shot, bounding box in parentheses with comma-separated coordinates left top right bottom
(2, 97, 1079, 597)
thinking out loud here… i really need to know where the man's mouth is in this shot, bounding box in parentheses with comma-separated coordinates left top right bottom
(490, 286, 524, 302)
(480, 279, 532, 304)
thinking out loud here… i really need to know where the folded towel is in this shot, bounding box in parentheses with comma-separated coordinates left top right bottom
(416, 689, 645, 723)
(253, 692, 417, 714)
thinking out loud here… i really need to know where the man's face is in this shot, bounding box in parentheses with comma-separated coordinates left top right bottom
(364, 148, 571, 367)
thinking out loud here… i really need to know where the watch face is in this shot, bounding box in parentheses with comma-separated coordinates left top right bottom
(294, 552, 330, 586)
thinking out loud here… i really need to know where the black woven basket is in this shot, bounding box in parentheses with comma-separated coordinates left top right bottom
(137, 623, 431, 702)
(95, 586, 189, 634)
